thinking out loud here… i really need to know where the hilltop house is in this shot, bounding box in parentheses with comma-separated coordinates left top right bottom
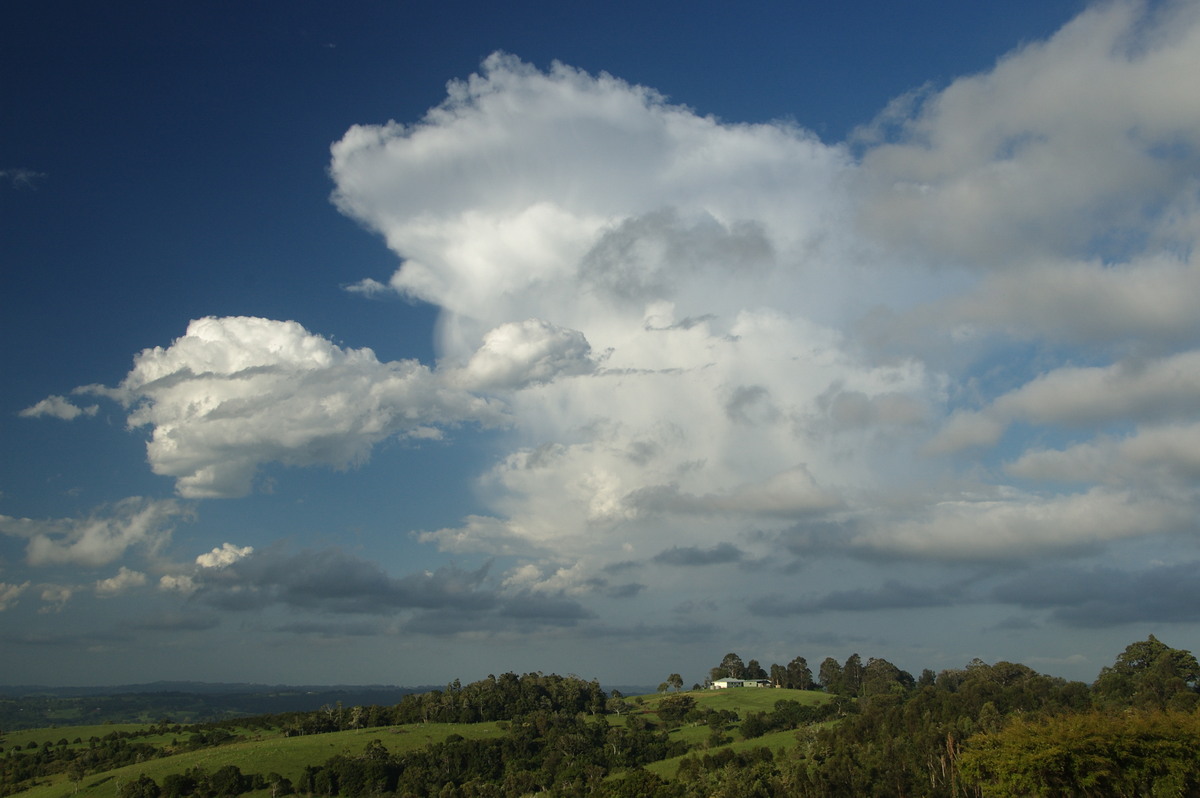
(711, 677, 773, 689)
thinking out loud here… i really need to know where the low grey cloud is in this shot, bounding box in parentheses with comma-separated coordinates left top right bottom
(628, 467, 842, 521)
(603, 582, 645, 599)
(653, 542, 744, 566)
(129, 613, 221, 632)
(748, 578, 966, 617)
(192, 547, 496, 615)
(498, 592, 594, 623)
(275, 620, 387, 638)
(992, 562, 1200, 628)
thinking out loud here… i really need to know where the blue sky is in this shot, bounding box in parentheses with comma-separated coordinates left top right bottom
(5, 0, 1200, 688)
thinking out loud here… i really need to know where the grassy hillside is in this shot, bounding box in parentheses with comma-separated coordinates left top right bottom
(12, 723, 509, 798)
(5, 687, 833, 798)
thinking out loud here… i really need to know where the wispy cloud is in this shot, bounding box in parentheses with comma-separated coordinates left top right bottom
(0, 168, 47, 189)
(0, 498, 191, 568)
(19, 395, 98, 421)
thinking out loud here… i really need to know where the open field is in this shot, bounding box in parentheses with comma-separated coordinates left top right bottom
(3, 726, 160, 751)
(11, 723, 508, 798)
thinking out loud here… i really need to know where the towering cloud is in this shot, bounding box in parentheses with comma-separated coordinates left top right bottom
(325, 1, 1200, 592)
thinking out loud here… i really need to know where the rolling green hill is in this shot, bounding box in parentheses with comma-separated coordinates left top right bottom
(3, 686, 834, 798)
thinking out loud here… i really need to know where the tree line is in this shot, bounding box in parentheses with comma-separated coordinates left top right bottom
(701, 650, 913, 696)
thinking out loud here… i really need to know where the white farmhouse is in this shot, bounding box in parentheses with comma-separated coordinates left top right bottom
(711, 678, 772, 689)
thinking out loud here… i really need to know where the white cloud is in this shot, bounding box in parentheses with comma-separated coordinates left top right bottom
(929, 349, 1200, 453)
(96, 316, 505, 498)
(95, 566, 147, 596)
(327, 52, 949, 573)
(324, 34, 1200, 581)
(19, 395, 98, 420)
(196, 542, 254, 569)
(0, 581, 29, 611)
(1008, 421, 1200, 486)
(39, 584, 73, 612)
(454, 319, 594, 391)
(0, 498, 189, 568)
(858, 0, 1200, 269)
(858, 488, 1193, 561)
(159, 574, 197, 595)
(917, 254, 1200, 350)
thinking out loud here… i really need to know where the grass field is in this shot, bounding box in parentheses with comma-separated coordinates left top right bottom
(3, 725, 158, 750)
(12, 723, 507, 798)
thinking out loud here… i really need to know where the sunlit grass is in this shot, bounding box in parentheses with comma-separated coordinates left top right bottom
(13, 723, 506, 798)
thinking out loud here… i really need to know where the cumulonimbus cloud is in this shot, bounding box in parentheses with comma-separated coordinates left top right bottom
(25, 1, 1200, 640)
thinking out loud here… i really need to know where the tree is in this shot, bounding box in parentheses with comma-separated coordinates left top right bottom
(210, 764, 249, 797)
(712, 652, 746, 681)
(818, 657, 843, 693)
(961, 709, 1200, 795)
(861, 657, 914, 698)
(656, 694, 697, 723)
(744, 659, 767, 680)
(842, 653, 864, 697)
(666, 673, 684, 691)
(118, 775, 160, 798)
(786, 656, 814, 690)
(1095, 635, 1200, 710)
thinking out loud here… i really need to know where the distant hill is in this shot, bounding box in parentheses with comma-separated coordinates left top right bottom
(0, 683, 435, 730)
(0, 682, 658, 731)
(0, 681, 432, 697)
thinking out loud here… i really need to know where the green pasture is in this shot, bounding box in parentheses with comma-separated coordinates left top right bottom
(12, 723, 505, 798)
(7, 689, 836, 796)
(644, 727, 804, 779)
(2, 725, 162, 751)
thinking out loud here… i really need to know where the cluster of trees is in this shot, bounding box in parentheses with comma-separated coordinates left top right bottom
(269, 673, 606, 735)
(706, 651, 914, 695)
(118, 765, 285, 798)
(663, 636, 1200, 797)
